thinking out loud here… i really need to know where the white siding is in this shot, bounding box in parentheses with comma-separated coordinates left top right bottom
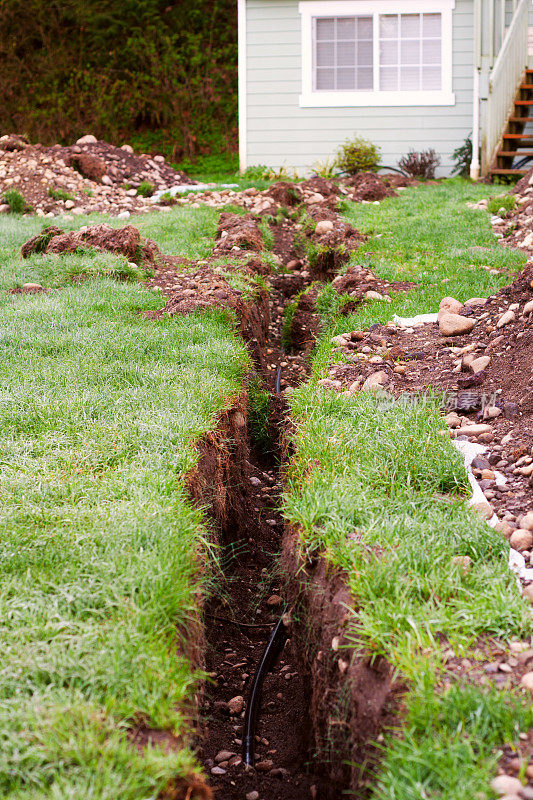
(244, 0, 474, 175)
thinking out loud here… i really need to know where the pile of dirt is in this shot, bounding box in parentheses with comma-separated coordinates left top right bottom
(344, 172, 398, 202)
(0, 134, 190, 218)
(331, 264, 415, 309)
(214, 213, 264, 254)
(21, 223, 161, 264)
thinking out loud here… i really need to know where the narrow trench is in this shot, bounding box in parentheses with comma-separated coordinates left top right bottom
(199, 224, 319, 799)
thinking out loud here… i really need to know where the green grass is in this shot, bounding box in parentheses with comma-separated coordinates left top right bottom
(0, 210, 251, 795)
(283, 179, 532, 797)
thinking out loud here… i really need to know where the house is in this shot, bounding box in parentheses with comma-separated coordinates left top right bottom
(237, 0, 533, 177)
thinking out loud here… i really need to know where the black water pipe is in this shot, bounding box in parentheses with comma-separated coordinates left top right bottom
(242, 613, 288, 766)
(275, 364, 282, 394)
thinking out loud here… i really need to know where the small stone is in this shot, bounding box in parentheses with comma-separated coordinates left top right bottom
(438, 312, 475, 337)
(470, 355, 491, 374)
(121, 143, 134, 153)
(117, 210, 130, 220)
(22, 282, 43, 291)
(64, 199, 75, 209)
(510, 530, 533, 551)
(315, 219, 334, 235)
(210, 766, 226, 775)
(471, 501, 494, 519)
(464, 297, 487, 307)
(71, 207, 84, 216)
(495, 520, 513, 538)
(445, 411, 462, 428)
(228, 695, 244, 715)
(520, 671, 533, 691)
(255, 760, 274, 772)
(101, 175, 113, 186)
(483, 405, 502, 419)
(522, 584, 533, 603)
(215, 750, 235, 763)
(497, 309, 516, 328)
(246, 793, 260, 800)
(361, 370, 389, 391)
(76, 134, 97, 144)
(451, 555, 472, 574)
(491, 775, 523, 795)
(523, 299, 533, 315)
(267, 594, 283, 606)
(439, 296, 464, 315)
(520, 512, 533, 531)
(365, 290, 383, 300)
(453, 423, 492, 438)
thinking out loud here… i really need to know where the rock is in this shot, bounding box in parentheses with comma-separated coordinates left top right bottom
(0, 204, 10, 214)
(246, 793, 259, 800)
(439, 296, 464, 315)
(315, 219, 334, 235)
(445, 411, 462, 428)
(69, 152, 106, 182)
(494, 520, 513, 538)
(101, 174, 113, 186)
(121, 143, 134, 153)
(520, 512, 533, 531)
(287, 258, 303, 271)
(215, 750, 235, 763)
(471, 501, 494, 519)
(523, 584, 533, 603)
(510, 529, 533, 551)
(464, 297, 487, 307)
(470, 355, 491, 374)
(21, 282, 43, 291)
(520, 671, 533, 692)
(365, 290, 383, 300)
(71, 208, 84, 216)
(453, 423, 492, 438)
(117, 210, 130, 219)
(255, 760, 274, 772)
(267, 594, 283, 606)
(76, 134, 98, 144)
(438, 312, 475, 337)
(491, 775, 523, 795)
(361, 370, 389, 391)
(64, 199, 75, 209)
(497, 309, 516, 328)
(227, 695, 244, 715)
(210, 766, 226, 776)
(523, 299, 533, 315)
(483, 405, 501, 419)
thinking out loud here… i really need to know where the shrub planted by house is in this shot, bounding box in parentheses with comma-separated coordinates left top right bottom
(398, 149, 441, 179)
(335, 136, 381, 175)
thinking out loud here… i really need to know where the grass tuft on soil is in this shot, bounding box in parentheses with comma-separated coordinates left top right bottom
(283, 179, 532, 796)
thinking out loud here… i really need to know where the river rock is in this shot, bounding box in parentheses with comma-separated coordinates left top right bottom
(315, 219, 334, 235)
(76, 134, 98, 144)
(453, 423, 492, 438)
(491, 775, 523, 795)
(520, 671, 533, 692)
(361, 370, 389, 391)
(464, 297, 487, 307)
(471, 501, 494, 519)
(523, 299, 533, 315)
(497, 309, 516, 328)
(520, 512, 533, 531)
(438, 312, 475, 336)
(227, 695, 244, 715)
(439, 296, 464, 315)
(215, 750, 236, 763)
(510, 529, 533, 551)
(470, 355, 490, 373)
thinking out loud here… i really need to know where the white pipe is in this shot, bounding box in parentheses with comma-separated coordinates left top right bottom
(238, 0, 247, 174)
(471, 67, 481, 179)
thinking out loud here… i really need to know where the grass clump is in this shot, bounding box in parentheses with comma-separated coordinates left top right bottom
(47, 185, 74, 202)
(487, 194, 516, 215)
(136, 181, 155, 197)
(3, 189, 32, 214)
(335, 135, 381, 175)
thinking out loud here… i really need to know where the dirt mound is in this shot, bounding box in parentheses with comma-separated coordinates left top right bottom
(343, 172, 398, 202)
(513, 168, 533, 195)
(0, 135, 190, 218)
(299, 177, 339, 197)
(214, 213, 263, 254)
(331, 264, 414, 307)
(265, 182, 301, 206)
(21, 223, 161, 264)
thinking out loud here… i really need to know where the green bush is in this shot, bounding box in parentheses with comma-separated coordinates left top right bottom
(452, 134, 473, 178)
(487, 194, 516, 215)
(335, 136, 381, 175)
(136, 181, 155, 198)
(3, 190, 31, 214)
(47, 186, 74, 202)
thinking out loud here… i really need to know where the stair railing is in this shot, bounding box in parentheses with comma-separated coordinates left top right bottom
(483, 0, 529, 172)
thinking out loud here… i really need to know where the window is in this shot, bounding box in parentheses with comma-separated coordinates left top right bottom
(300, 0, 454, 107)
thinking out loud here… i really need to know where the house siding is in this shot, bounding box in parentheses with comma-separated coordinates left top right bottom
(244, 0, 474, 175)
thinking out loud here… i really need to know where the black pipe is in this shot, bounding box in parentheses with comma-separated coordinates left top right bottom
(275, 365, 282, 394)
(242, 613, 288, 767)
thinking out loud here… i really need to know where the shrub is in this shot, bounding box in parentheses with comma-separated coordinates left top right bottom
(47, 186, 74, 202)
(311, 159, 337, 179)
(335, 136, 381, 175)
(159, 191, 177, 206)
(136, 181, 155, 197)
(452, 135, 472, 178)
(3, 189, 31, 214)
(487, 194, 516, 215)
(398, 149, 441, 179)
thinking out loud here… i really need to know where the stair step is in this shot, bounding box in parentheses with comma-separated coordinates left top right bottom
(519, 84, 533, 90)
(515, 100, 533, 105)
(502, 134, 533, 142)
(508, 117, 533, 123)
(490, 168, 529, 175)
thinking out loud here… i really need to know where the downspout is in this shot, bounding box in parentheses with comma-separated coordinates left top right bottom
(238, 0, 247, 174)
(470, 0, 482, 179)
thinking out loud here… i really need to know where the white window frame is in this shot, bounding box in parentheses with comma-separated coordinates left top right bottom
(299, 0, 455, 107)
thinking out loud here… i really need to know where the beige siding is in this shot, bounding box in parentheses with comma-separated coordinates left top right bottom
(244, 0, 474, 175)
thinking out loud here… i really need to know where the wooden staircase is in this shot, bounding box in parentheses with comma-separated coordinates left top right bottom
(490, 69, 533, 177)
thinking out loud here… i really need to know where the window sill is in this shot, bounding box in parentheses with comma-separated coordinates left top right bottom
(299, 90, 455, 107)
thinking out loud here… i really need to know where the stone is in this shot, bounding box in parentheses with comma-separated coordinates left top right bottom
(71, 208, 84, 216)
(246, 793, 260, 800)
(497, 309, 516, 328)
(523, 584, 533, 603)
(471, 501, 494, 519)
(510, 530, 533, 551)
(101, 175, 113, 186)
(491, 775, 523, 795)
(453, 423, 492, 438)
(117, 210, 130, 220)
(439, 296, 464, 315)
(365, 290, 383, 300)
(267, 594, 283, 606)
(438, 312, 475, 337)
(76, 134, 98, 144)
(0, 204, 10, 214)
(464, 297, 487, 307)
(520, 671, 533, 692)
(445, 411, 462, 428)
(21, 282, 43, 291)
(470, 355, 491, 374)
(523, 299, 533, 315)
(210, 766, 226, 776)
(451, 555, 472, 574)
(215, 750, 235, 763)
(255, 760, 274, 772)
(520, 512, 533, 531)
(121, 143, 134, 153)
(227, 695, 244, 715)
(361, 370, 389, 391)
(315, 219, 334, 235)
(495, 520, 513, 538)
(64, 199, 75, 209)
(483, 405, 502, 419)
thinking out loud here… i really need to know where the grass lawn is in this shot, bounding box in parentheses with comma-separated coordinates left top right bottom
(283, 179, 533, 798)
(0, 210, 250, 797)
